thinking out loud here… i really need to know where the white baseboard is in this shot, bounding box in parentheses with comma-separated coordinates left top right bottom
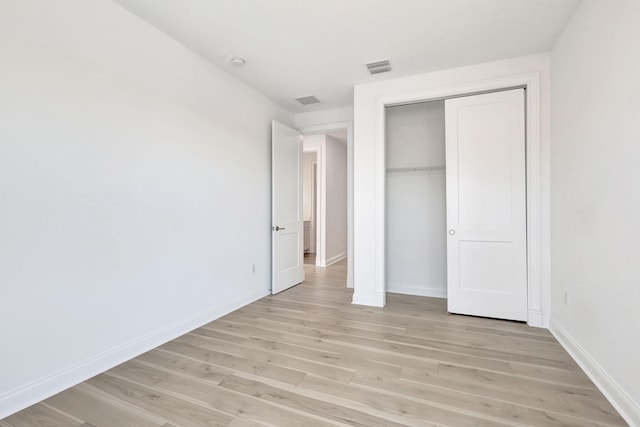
(0, 288, 269, 420)
(387, 283, 447, 299)
(324, 252, 347, 267)
(527, 308, 548, 329)
(550, 319, 640, 427)
(352, 291, 385, 307)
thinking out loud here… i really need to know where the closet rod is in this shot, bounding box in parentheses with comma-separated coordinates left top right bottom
(386, 166, 445, 173)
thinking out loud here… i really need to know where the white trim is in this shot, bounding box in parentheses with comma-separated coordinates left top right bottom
(352, 291, 386, 307)
(316, 144, 327, 268)
(324, 252, 347, 267)
(370, 71, 546, 327)
(308, 160, 317, 254)
(300, 120, 354, 288)
(387, 284, 447, 299)
(527, 308, 547, 329)
(550, 320, 640, 427)
(0, 288, 269, 420)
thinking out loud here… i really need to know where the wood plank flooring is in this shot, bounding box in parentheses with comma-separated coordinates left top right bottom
(1, 260, 627, 426)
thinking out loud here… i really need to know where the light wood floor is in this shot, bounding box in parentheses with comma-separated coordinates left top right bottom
(304, 252, 315, 265)
(2, 260, 627, 427)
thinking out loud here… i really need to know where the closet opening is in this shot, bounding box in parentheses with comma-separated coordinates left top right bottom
(384, 88, 529, 322)
(385, 100, 447, 299)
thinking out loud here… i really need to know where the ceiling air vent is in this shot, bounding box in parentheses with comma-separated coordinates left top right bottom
(365, 59, 392, 75)
(295, 95, 320, 106)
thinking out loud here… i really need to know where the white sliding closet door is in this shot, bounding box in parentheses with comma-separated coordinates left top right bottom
(445, 89, 527, 321)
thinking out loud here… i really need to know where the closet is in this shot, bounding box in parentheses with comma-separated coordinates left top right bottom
(385, 88, 527, 321)
(385, 101, 447, 298)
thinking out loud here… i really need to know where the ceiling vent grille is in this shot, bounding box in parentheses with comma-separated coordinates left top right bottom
(365, 59, 392, 75)
(295, 95, 320, 105)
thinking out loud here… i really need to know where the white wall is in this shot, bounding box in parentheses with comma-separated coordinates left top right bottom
(303, 153, 316, 221)
(294, 106, 354, 130)
(385, 102, 447, 298)
(550, 1, 640, 424)
(353, 54, 551, 314)
(0, 0, 292, 418)
(324, 136, 348, 265)
(302, 152, 316, 254)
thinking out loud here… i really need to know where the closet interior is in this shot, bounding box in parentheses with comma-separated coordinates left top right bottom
(385, 100, 447, 298)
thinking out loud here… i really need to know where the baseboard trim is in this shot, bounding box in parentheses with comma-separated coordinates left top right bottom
(0, 288, 269, 420)
(387, 284, 447, 299)
(324, 252, 347, 267)
(527, 308, 548, 328)
(352, 291, 385, 307)
(550, 319, 640, 427)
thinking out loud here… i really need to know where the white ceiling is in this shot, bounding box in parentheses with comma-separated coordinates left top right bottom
(114, 0, 580, 113)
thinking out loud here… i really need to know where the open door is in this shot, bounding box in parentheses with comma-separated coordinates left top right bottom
(445, 89, 527, 321)
(272, 120, 304, 294)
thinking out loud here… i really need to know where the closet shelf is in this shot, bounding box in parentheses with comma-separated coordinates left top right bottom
(386, 166, 445, 173)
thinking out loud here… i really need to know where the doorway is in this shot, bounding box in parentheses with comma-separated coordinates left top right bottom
(302, 131, 348, 268)
(271, 120, 353, 294)
(303, 153, 317, 265)
(385, 100, 447, 299)
(384, 88, 528, 321)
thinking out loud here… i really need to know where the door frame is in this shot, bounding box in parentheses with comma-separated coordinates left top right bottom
(302, 141, 325, 267)
(300, 121, 354, 288)
(373, 72, 545, 327)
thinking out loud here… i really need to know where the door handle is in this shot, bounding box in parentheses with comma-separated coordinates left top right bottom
(273, 226, 286, 231)
(448, 229, 456, 236)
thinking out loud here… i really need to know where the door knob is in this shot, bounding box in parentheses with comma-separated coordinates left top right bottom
(273, 226, 286, 231)
(448, 229, 456, 236)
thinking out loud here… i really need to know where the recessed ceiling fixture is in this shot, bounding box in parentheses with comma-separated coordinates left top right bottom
(365, 59, 392, 75)
(295, 95, 320, 106)
(230, 57, 246, 67)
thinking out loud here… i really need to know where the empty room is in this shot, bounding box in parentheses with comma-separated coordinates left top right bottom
(1, 1, 639, 426)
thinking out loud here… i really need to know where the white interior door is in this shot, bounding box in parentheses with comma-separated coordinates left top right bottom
(272, 120, 304, 294)
(445, 89, 527, 321)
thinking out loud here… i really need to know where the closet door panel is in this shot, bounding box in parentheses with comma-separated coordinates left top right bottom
(445, 89, 527, 321)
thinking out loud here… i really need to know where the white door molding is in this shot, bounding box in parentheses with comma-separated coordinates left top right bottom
(367, 71, 547, 327)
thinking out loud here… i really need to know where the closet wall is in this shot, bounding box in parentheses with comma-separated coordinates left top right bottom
(385, 101, 447, 297)
(324, 135, 348, 264)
